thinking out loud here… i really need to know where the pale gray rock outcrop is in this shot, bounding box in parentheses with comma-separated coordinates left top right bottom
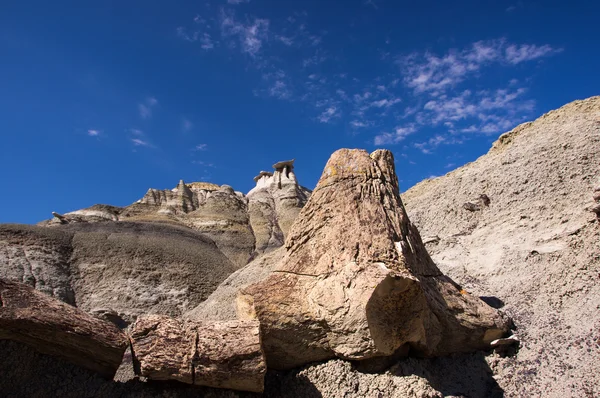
(40, 167, 310, 268)
(0, 225, 75, 304)
(247, 159, 311, 256)
(402, 96, 600, 397)
(0, 222, 237, 324)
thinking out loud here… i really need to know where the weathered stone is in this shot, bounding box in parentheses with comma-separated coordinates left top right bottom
(130, 314, 266, 392)
(490, 335, 519, 348)
(272, 159, 295, 170)
(253, 171, 273, 182)
(239, 149, 509, 370)
(248, 160, 311, 257)
(130, 315, 196, 384)
(0, 278, 128, 379)
(0, 222, 237, 323)
(463, 194, 491, 212)
(51, 212, 68, 223)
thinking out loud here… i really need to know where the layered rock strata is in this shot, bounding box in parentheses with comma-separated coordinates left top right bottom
(0, 222, 237, 324)
(0, 278, 128, 379)
(239, 149, 510, 369)
(247, 159, 311, 256)
(41, 162, 311, 268)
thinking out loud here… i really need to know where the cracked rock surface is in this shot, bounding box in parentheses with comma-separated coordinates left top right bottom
(239, 149, 509, 370)
(130, 314, 266, 393)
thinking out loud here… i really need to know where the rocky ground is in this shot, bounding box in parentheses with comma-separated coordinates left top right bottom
(402, 96, 600, 397)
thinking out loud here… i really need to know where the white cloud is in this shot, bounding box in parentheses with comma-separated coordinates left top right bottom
(370, 97, 401, 108)
(177, 27, 199, 42)
(87, 129, 100, 137)
(418, 87, 533, 131)
(228, 0, 250, 3)
(199, 33, 215, 50)
(221, 11, 269, 57)
(414, 134, 462, 154)
(505, 44, 561, 64)
(350, 120, 374, 128)
(276, 35, 294, 46)
(131, 138, 152, 147)
(193, 144, 208, 151)
(138, 97, 158, 119)
(302, 49, 328, 67)
(318, 106, 340, 123)
(399, 39, 560, 95)
(374, 125, 417, 145)
(268, 80, 292, 99)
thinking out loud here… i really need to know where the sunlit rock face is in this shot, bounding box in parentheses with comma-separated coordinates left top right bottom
(38, 160, 311, 268)
(247, 159, 311, 257)
(240, 149, 510, 370)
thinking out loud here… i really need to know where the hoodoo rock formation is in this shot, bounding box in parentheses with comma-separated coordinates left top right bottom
(247, 159, 311, 256)
(239, 149, 510, 369)
(40, 161, 311, 268)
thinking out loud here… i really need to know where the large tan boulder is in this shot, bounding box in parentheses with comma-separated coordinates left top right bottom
(0, 278, 128, 379)
(239, 149, 510, 369)
(129, 314, 266, 393)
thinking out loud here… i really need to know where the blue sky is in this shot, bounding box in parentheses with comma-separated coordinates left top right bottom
(1, 0, 598, 224)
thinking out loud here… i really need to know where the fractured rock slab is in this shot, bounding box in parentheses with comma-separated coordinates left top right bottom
(0, 278, 128, 379)
(239, 149, 510, 370)
(130, 315, 266, 393)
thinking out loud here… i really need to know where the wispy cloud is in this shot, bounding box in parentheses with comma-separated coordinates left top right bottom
(128, 128, 155, 148)
(193, 144, 208, 151)
(87, 129, 100, 137)
(131, 138, 153, 147)
(220, 10, 270, 57)
(227, 0, 250, 4)
(364, 0, 379, 10)
(505, 44, 562, 64)
(413, 134, 460, 154)
(374, 125, 417, 145)
(398, 39, 561, 95)
(318, 106, 340, 123)
(138, 97, 158, 119)
(418, 87, 533, 133)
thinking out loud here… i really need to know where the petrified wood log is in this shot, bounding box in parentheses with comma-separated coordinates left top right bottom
(130, 314, 266, 393)
(0, 278, 128, 378)
(239, 149, 510, 370)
